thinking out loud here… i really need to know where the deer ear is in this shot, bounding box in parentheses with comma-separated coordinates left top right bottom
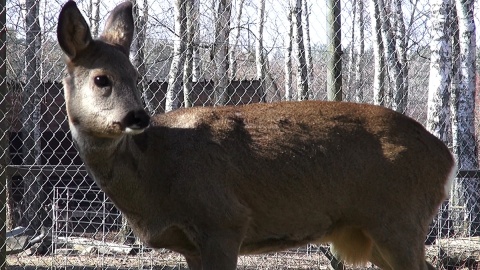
(57, 0, 93, 59)
(100, 1, 134, 56)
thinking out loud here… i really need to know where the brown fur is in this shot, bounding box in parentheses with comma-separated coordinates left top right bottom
(57, 2, 455, 270)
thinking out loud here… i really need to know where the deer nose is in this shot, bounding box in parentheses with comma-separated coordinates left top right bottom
(122, 109, 150, 133)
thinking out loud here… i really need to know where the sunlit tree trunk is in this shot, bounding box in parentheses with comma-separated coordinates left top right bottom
(370, 0, 385, 106)
(326, 0, 341, 101)
(452, 0, 480, 236)
(284, 3, 293, 101)
(213, 0, 232, 105)
(89, 0, 101, 37)
(427, 0, 453, 240)
(191, 0, 201, 82)
(183, 0, 196, 108)
(293, 0, 308, 100)
(22, 0, 45, 230)
(303, 0, 313, 99)
(165, 0, 187, 112)
(132, 0, 154, 114)
(376, 0, 405, 112)
(256, 0, 266, 102)
(347, 0, 357, 101)
(427, 0, 452, 142)
(353, 0, 364, 103)
(394, 0, 408, 113)
(230, 0, 245, 80)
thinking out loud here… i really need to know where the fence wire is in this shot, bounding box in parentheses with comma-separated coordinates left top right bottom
(2, 0, 480, 269)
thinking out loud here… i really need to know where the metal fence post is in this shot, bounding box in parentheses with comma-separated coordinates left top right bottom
(0, 0, 8, 268)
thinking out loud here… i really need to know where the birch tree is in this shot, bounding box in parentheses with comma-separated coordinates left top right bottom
(347, 0, 357, 100)
(132, 0, 155, 114)
(284, 2, 293, 101)
(452, 0, 480, 236)
(326, 0, 341, 101)
(165, 0, 187, 112)
(427, 0, 452, 142)
(353, 0, 364, 103)
(230, 0, 245, 80)
(191, 0, 201, 82)
(450, 3, 463, 235)
(292, 0, 309, 101)
(394, 0, 408, 112)
(89, 0, 101, 37)
(213, 0, 232, 105)
(22, 0, 45, 230)
(302, 0, 313, 99)
(370, 0, 385, 106)
(183, 0, 196, 108)
(427, 0, 454, 239)
(376, 0, 406, 113)
(1, 0, 10, 231)
(255, 0, 266, 102)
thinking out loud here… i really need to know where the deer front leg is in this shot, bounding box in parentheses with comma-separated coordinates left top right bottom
(197, 229, 244, 270)
(185, 255, 202, 270)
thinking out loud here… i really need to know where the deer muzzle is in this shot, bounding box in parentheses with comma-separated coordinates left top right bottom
(122, 109, 150, 134)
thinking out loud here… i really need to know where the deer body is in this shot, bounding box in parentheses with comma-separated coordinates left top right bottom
(58, 2, 455, 269)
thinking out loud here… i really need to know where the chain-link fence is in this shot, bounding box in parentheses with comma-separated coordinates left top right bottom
(2, 0, 480, 269)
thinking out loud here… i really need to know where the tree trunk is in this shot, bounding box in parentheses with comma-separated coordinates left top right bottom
(427, 0, 454, 240)
(370, 0, 385, 106)
(22, 0, 45, 230)
(191, 0, 201, 82)
(302, 0, 313, 100)
(394, 0, 408, 113)
(0, 3, 8, 267)
(132, 0, 154, 114)
(326, 0, 342, 101)
(293, 0, 309, 101)
(284, 4, 293, 101)
(213, 0, 232, 106)
(452, 0, 479, 236)
(427, 0, 452, 142)
(353, 0, 364, 103)
(89, 0, 101, 38)
(376, 0, 405, 112)
(183, 0, 195, 108)
(256, 0, 266, 102)
(347, 0, 357, 102)
(229, 0, 245, 80)
(165, 0, 188, 112)
(450, 1, 462, 236)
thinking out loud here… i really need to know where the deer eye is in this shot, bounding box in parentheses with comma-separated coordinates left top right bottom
(94, 76, 111, 88)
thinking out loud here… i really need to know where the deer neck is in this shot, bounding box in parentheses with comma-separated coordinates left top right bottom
(72, 125, 157, 222)
(70, 125, 122, 167)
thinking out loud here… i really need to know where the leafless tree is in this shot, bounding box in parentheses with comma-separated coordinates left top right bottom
(452, 0, 480, 236)
(22, 0, 45, 230)
(326, 0, 341, 101)
(230, 0, 245, 80)
(213, 0, 232, 105)
(369, 0, 385, 106)
(284, 2, 293, 101)
(255, 0, 266, 102)
(89, 0, 101, 37)
(302, 0, 313, 100)
(354, 0, 365, 103)
(132, 0, 154, 113)
(165, 0, 187, 112)
(375, 0, 406, 113)
(292, 0, 308, 100)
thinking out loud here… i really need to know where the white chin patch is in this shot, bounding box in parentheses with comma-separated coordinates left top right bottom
(124, 127, 146, 135)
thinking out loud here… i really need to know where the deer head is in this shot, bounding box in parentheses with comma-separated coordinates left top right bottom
(57, 1, 149, 139)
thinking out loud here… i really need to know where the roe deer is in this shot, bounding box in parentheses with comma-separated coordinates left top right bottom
(57, 1, 456, 269)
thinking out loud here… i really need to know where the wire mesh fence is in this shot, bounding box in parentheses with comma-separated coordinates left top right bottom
(2, 0, 480, 269)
